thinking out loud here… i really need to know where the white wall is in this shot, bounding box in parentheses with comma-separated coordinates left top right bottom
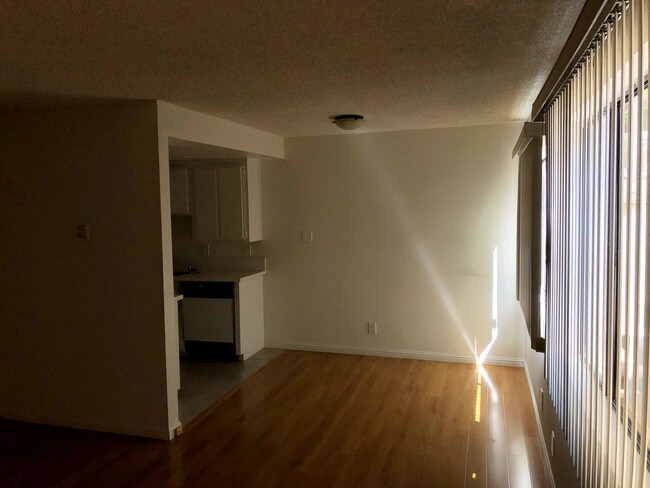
(0, 102, 171, 438)
(261, 123, 526, 364)
(156, 101, 284, 159)
(0, 101, 285, 440)
(0, 101, 527, 440)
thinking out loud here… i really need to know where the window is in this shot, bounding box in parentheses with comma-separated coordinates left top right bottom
(542, 1, 649, 484)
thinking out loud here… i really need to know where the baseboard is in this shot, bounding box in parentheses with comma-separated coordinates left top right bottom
(266, 340, 524, 368)
(524, 360, 556, 488)
(0, 411, 172, 440)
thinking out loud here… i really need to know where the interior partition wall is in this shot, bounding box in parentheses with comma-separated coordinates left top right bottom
(543, 0, 648, 486)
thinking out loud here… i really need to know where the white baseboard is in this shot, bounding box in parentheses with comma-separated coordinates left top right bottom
(266, 340, 524, 368)
(0, 411, 172, 440)
(524, 361, 556, 488)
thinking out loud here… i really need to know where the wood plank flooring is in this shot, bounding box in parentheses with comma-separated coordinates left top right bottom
(0, 351, 550, 487)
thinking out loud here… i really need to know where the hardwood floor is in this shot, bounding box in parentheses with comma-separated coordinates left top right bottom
(0, 351, 550, 487)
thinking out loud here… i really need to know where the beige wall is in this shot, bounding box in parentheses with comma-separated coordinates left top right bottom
(0, 102, 171, 438)
(261, 123, 526, 364)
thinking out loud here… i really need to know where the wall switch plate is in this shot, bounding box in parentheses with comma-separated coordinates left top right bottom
(540, 388, 544, 410)
(301, 231, 313, 243)
(368, 322, 378, 335)
(198, 243, 210, 256)
(76, 223, 90, 241)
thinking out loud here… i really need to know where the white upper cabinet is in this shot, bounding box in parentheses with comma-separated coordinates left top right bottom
(169, 167, 191, 215)
(192, 166, 219, 241)
(188, 158, 262, 243)
(217, 165, 246, 240)
(246, 158, 262, 242)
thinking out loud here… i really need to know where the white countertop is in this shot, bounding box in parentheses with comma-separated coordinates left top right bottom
(173, 269, 265, 283)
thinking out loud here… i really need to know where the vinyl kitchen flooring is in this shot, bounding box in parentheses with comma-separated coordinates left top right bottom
(178, 347, 283, 425)
(0, 351, 551, 487)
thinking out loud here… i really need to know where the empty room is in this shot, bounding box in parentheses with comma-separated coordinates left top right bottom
(1, 1, 648, 487)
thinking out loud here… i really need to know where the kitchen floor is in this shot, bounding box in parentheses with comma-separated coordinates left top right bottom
(178, 347, 283, 425)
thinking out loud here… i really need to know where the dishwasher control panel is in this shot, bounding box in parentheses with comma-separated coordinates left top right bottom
(178, 281, 234, 299)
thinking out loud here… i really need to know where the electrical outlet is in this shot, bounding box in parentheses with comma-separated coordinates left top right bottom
(540, 387, 544, 410)
(198, 243, 210, 256)
(367, 322, 378, 335)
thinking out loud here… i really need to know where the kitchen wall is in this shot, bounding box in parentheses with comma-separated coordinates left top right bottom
(170, 214, 252, 258)
(261, 123, 526, 364)
(0, 102, 171, 438)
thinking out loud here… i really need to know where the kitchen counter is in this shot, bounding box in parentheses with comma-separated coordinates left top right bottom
(173, 270, 265, 283)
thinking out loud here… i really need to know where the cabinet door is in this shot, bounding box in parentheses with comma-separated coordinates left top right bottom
(218, 166, 246, 240)
(170, 167, 191, 215)
(193, 167, 219, 241)
(246, 158, 263, 242)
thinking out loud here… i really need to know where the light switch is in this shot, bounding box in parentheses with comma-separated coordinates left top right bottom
(301, 231, 313, 243)
(77, 223, 90, 241)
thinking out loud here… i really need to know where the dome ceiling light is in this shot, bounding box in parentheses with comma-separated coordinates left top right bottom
(332, 114, 365, 131)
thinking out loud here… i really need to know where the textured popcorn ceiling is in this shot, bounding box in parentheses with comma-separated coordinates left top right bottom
(0, 1, 585, 137)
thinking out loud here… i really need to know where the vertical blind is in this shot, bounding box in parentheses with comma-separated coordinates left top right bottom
(544, 0, 649, 486)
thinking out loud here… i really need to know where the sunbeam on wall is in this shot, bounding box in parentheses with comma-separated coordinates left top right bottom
(476, 247, 499, 367)
(262, 124, 525, 363)
(350, 142, 475, 355)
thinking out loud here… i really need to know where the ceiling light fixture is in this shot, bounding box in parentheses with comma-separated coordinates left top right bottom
(332, 114, 365, 131)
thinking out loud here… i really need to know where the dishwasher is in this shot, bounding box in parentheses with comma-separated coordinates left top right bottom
(178, 281, 236, 357)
